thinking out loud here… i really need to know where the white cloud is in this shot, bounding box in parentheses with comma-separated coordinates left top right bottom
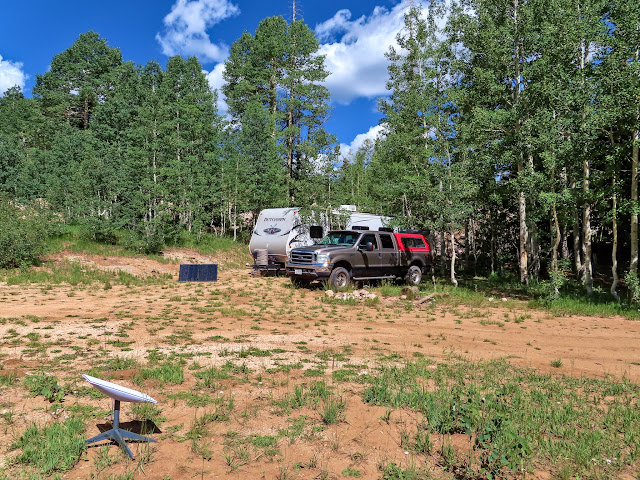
(205, 62, 228, 112)
(339, 124, 386, 158)
(156, 0, 240, 63)
(0, 54, 26, 95)
(316, 2, 428, 105)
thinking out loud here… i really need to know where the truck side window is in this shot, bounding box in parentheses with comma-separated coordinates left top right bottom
(359, 234, 378, 250)
(412, 238, 426, 248)
(379, 234, 394, 249)
(401, 238, 414, 249)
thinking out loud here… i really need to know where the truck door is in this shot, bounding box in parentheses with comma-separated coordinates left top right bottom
(355, 233, 381, 276)
(378, 233, 398, 277)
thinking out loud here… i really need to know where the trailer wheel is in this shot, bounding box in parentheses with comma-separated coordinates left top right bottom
(291, 277, 311, 288)
(329, 267, 351, 290)
(405, 265, 422, 286)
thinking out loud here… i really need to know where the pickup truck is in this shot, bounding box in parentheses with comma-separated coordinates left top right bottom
(285, 230, 432, 289)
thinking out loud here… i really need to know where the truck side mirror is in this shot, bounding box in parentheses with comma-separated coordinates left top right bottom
(359, 242, 374, 252)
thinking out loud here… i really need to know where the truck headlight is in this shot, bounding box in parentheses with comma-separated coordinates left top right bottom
(316, 254, 330, 266)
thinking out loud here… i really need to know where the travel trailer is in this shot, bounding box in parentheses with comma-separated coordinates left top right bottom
(345, 212, 394, 231)
(249, 208, 323, 272)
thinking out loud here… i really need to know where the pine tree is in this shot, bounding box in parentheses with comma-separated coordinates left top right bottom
(33, 31, 122, 130)
(223, 16, 334, 205)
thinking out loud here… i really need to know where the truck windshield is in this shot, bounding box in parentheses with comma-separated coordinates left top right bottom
(317, 232, 359, 246)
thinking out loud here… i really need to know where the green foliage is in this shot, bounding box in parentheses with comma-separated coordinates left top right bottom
(543, 259, 571, 301)
(10, 417, 86, 474)
(0, 198, 60, 269)
(24, 373, 66, 403)
(0, 371, 18, 386)
(379, 462, 424, 479)
(625, 271, 640, 304)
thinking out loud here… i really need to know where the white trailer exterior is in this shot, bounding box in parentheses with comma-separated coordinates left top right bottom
(345, 212, 394, 231)
(249, 208, 317, 266)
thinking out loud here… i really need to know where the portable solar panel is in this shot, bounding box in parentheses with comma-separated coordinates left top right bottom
(178, 264, 218, 282)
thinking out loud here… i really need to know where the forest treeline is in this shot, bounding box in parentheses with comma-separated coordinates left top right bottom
(0, 0, 639, 298)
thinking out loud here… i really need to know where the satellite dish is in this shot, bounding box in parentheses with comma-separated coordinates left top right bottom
(83, 374, 158, 459)
(82, 374, 157, 404)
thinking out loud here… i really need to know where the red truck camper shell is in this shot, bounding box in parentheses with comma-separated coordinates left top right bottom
(393, 233, 432, 254)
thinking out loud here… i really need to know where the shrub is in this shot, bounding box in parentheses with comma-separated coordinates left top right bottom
(81, 215, 119, 244)
(625, 270, 640, 305)
(0, 196, 60, 268)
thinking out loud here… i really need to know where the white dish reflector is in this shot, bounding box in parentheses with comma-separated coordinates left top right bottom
(82, 374, 157, 404)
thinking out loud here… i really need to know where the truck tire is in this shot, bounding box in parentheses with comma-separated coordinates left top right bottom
(329, 267, 351, 290)
(291, 277, 311, 288)
(405, 265, 422, 286)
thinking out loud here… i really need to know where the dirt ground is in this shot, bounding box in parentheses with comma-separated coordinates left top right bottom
(0, 251, 639, 479)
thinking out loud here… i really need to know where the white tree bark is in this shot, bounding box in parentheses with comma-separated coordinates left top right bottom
(631, 130, 638, 276)
(611, 175, 619, 301)
(450, 231, 458, 287)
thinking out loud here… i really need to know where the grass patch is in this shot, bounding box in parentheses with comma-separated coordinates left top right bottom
(362, 357, 640, 478)
(9, 417, 86, 475)
(319, 396, 345, 425)
(140, 361, 184, 385)
(3, 259, 171, 286)
(453, 274, 640, 320)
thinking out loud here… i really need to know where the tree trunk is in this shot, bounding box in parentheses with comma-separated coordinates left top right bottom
(561, 224, 570, 260)
(287, 110, 294, 204)
(631, 43, 639, 275)
(464, 219, 470, 273)
(611, 173, 619, 301)
(518, 158, 528, 284)
(572, 193, 582, 276)
(579, 38, 593, 295)
(552, 197, 561, 272)
(83, 94, 90, 130)
(439, 180, 446, 276)
(528, 219, 540, 280)
(440, 230, 446, 276)
(583, 156, 593, 295)
(527, 153, 540, 280)
(632, 130, 639, 276)
(450, 231, 458, 287)
(490, 210, 495, 275)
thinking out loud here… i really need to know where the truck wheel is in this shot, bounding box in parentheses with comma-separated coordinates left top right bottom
(291, 277, 311, 288)
(405, 265, 422, 286)
(329, 267, 351, 290)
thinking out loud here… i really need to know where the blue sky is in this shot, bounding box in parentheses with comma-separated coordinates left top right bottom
(0, 0, 423, 156)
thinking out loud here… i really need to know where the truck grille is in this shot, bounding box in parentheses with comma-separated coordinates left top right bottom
(290, 251, 314, 264)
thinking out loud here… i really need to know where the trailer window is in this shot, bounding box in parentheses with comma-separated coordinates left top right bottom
(379, 234, 394, 249)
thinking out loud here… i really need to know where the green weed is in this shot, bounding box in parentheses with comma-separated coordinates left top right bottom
(24, 373, 65, 402)
(320, 396, 345, 425)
